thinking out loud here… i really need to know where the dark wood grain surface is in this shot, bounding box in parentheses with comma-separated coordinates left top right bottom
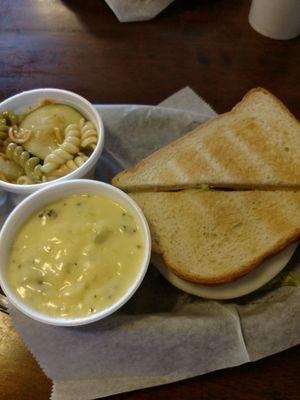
(0, 0, 299, 399)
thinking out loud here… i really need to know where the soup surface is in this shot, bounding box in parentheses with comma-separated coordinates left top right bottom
(8, 194, 144, 318)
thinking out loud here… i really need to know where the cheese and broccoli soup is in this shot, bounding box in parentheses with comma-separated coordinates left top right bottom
(8, 194, 145, 319)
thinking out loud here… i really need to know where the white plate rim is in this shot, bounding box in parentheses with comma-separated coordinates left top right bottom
(151, 242, 299, 300)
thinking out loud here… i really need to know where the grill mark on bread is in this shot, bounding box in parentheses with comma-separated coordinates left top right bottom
(202, 128, 262, 181)
(233, 119, 300, 183)
(171, 146, 225, 180)
(130, 190, 300, 284)
(221, 125, 276, 179)
(160, 159, 193, 183)
(236, 192, 297, 244)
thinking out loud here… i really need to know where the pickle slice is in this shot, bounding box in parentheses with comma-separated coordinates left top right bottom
(20, 104, 84, 160)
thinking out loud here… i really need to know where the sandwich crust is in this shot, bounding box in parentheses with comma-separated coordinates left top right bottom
(161, 230, 300, 284)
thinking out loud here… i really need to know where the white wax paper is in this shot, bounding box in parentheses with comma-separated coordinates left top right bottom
(4, 87, 300, 400)
(104, 0, 175, 23)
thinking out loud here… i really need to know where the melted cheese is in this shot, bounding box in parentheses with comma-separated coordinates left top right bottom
(8, 194, 144, 319)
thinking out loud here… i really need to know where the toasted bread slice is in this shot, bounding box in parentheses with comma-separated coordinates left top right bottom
(113, 88, 300, 191)
(130, 190, 300, 284)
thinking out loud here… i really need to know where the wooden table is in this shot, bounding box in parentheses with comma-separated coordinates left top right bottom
(0, 1, 299, 399)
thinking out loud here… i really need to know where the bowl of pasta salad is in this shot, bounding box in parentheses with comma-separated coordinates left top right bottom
(0, 88, 104, 196)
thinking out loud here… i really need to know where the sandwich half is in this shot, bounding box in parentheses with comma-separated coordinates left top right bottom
(113, 88, 300, 191)
(130, 190, 300, 284)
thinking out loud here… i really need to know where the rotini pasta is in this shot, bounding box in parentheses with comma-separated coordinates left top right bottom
(6, 143, 43, 182)
(0, 134, 8, 153)
(0, 102, 97, 185)
(1, 112, 19, 152)
(17, 175, 33, 185)
(80, 119, 98, 149)
(41, 123, 81, 174)
(0, 111, 17, 142)
(66, 152, 88, 170)
(0, 119, 9, 138)
(48, 164, 72, 179)
(0, 153, 23, 180)
(25, 157, 43, 182)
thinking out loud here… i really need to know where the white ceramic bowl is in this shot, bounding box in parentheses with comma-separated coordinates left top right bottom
(0, 88, 104, 196)
(0, 180, 151, 326)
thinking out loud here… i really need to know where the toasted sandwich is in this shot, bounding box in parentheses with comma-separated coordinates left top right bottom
(130, 190, 300, 284)
(113, 88, 300, 191)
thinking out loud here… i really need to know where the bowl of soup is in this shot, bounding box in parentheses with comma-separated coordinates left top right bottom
(0, 180, 151, 326)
